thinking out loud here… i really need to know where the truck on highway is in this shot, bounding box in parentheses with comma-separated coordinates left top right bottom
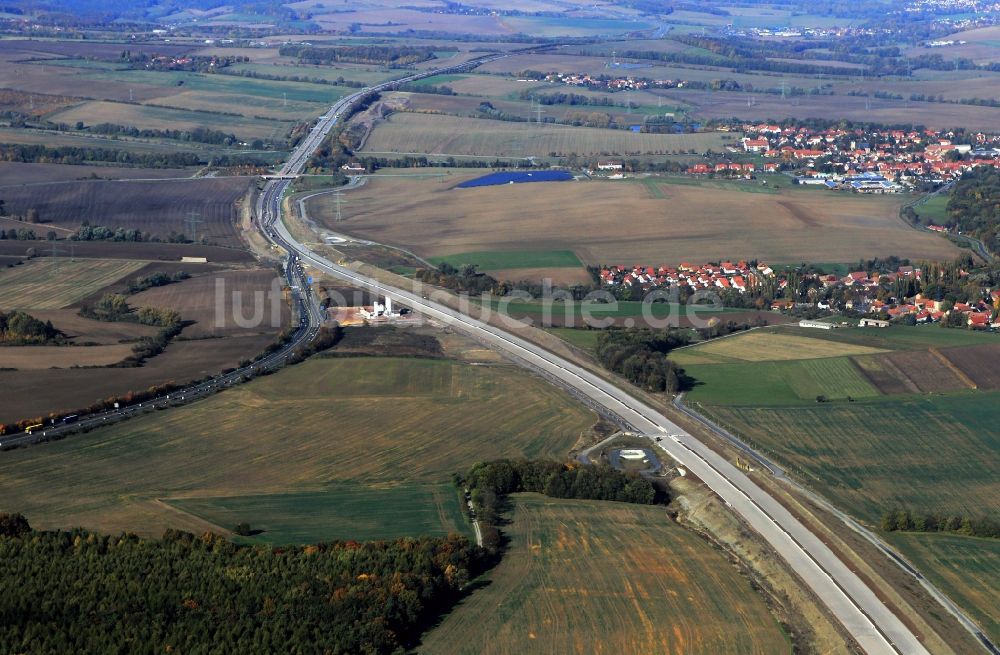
(24, 423, 44, 434)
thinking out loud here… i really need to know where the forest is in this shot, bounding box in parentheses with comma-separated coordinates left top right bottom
(0, 514, 486, 655)
(947, 168, 1000, 254)
(595, 328, 691, 393)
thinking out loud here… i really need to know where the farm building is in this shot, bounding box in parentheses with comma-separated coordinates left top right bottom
(798, 320, 834, 330)
(597, 161, 623, 171)
(858, 318, 890, 328)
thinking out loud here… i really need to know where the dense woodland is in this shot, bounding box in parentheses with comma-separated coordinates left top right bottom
(595, 328, 691, 393)
(947, 168, 1000, 254)
(0, 514, 486, 655)
(462, 459, 661, 552)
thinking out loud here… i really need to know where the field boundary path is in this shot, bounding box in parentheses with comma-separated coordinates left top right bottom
(255, 50, 948, 655)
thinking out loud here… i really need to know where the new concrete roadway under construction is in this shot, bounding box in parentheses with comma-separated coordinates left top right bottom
(257, 53, 937, 655)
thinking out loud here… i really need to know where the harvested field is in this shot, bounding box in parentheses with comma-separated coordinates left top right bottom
(419, 495, 788, 655)
(0, 125, 266, 162)
(701, 393, 1000, 522)
(0, 334, 276, 424)
(673, 331, 888, 363)
(488, 266, 594, 286)
(0, 357, 595, 536)
(311, 9, 511, 35)
(319, 172, 960, 265)
(852, 355, 919, 395)
(0, 241, 254, 264)
(0, 162, 190, 186)
(0, 177, 253, 247)
(26, 309, 159, 345)
(941, 343, 1000, 390)
(905, 26, 1000, 65)
(130, 269, 289, 337)
(0, 258, 145, 310)
(47, 100, 294, 143)
(883, 350, 970, 393)
(361, 113, 730, 157)
(0, 344, 132, 369)
(651, 88, 1000, 132)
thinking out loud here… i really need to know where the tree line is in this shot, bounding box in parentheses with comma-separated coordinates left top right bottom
(595, 328, 692, 393)
(460, 458, 662, 552)
(0, 513, 486, 655)
(881, 509, 1000, 539)
(0, 143, 270, 169)
(279, 44, 436, 66)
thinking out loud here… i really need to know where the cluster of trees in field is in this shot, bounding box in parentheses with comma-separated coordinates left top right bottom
(946, 168, 1000, 253)
(0, 310, 61, 345)
(279, 44, 436, 66)
(0, 228, 36, 241)
(72, 223, 205, 245)
(72, 224, 149, 243)
(415, 263, 501, 295)
(79, 293, 183, 366)
(518, 91, 621, 107)
(81, 293, 179, 327)
(595, 328, 691, 393)
(123, 271, 190, 294)
(397, 82, 455, 95)
(881, 509, 1000, 539)
(0, 513, 485, 655)
(460, 459, 661, 552)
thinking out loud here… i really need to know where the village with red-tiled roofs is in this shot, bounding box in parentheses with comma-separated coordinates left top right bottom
(600, 261, 1000, 328)
(731, 123, 1000, 200)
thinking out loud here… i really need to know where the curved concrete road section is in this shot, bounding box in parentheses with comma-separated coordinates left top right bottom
(256, 53, 933, 655)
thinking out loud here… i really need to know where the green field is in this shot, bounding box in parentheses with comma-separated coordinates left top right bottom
(169, 483, 473, 544)
(700, 392, 1000, 522)
(912, 193, 951, 224)
(429, 249, 582, 270)
(684, 357, 879, 405)
(545, 327, 601, 351)
(0, 356, 595, 538)
(76, 68, 350, 105)
(889, 533, 1000, 643)
(48, 100, 293, 142)
(419, 495, 789, 655)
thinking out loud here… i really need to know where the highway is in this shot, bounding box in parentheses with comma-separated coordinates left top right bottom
(0, 249, 322, 449)
(254, 54, 934, 655)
